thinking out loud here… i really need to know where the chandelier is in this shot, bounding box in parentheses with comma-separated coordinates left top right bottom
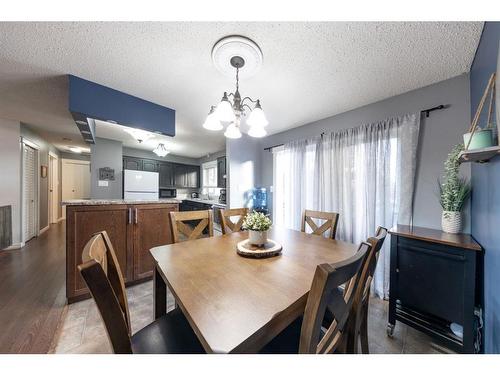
(153, 143, 170, 157)
(203, 36, 268, 139)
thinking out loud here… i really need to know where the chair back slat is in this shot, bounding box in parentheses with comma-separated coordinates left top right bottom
(219, 208, 249, 235)
(170, 210, 214, 243)
(301, 210, 340, 239)
(78, 231, 132, 353)
(299, 242, 371, 353)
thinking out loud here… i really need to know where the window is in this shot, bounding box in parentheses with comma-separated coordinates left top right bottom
(201, 161, 218, 196)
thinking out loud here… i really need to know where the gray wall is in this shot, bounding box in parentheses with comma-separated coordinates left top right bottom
(226, 135, 261, 208)
(91, 137, 123, 199)
(123, 147, 200, 165)
(197, 149, 226, 165)
(0, 118, 22, 247)
(20, 123, 60, 230)
(260, 74, 471, 231)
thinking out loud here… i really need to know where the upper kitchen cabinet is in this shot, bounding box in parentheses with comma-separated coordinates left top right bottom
(174, 164, 200, 188)
(142, 159, 158, 172)
(217, 156, 226, 188)
(158, 162, 174, 188)
(123, 156, 142, 171)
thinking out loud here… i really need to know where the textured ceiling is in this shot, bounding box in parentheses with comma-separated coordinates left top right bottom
(0, 22, 483, 158)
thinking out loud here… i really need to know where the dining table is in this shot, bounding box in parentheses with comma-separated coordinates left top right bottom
(150, 226, 358, 353)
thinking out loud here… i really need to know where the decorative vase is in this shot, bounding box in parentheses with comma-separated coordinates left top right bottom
(248, 230, 268, 246)
(441, 211, 462, 234)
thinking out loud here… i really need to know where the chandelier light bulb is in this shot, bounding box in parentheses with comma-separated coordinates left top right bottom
(153, 143, 170, 157)
(202, 106, 223, 131)
(224, 123, 242, 139)
(216, 92, 236, 123)
(246, 100, 269, 128)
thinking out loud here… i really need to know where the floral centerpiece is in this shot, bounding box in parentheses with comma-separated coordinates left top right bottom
(438, 144, 471, 233)
(242, 211, 272, 246)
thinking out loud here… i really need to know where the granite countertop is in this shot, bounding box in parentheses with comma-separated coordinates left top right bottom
(62, 198, 182, 206)
(182, 198, 227, 207)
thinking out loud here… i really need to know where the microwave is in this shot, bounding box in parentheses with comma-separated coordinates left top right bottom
(159, 188, 177, 198)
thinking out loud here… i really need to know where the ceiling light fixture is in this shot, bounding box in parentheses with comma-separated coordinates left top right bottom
(123, 127, 154, 143)
(205, 36, 268, 138)
(153, 143, 170, 157)
(68, 146, 82, 154)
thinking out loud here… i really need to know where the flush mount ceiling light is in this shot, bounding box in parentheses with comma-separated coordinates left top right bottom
(123, 127, 155, 143)
(153, 143, 170, 157)
(68, 146, 82, 154)
(204, 36, 268, 139)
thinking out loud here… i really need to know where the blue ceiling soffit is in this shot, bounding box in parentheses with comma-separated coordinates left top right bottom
(68, 75, 175, 144)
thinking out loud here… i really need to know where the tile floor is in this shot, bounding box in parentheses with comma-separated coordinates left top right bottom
(54, 281, 455, 354)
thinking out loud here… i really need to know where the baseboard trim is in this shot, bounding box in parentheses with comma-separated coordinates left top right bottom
(4, 242, 25, 250)
(39, 225, 50, 235)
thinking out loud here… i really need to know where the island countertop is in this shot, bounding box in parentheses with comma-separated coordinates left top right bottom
(62, 198, 181, 206)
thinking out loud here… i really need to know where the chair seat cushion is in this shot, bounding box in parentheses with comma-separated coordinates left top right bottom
(260, 317, 303, 354)
(131, 308, 205, 354)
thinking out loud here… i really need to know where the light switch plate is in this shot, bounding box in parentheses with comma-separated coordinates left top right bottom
(98, 180, 109, 187)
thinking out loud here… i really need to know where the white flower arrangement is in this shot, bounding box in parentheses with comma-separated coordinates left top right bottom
(242, 211, 272, 232)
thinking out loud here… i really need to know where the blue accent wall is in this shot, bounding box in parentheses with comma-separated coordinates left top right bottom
(68, 75, 175, 136)
(469, 22, 500, 354)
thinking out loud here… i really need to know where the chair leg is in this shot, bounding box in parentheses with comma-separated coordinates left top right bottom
(360, 301, 370, 354)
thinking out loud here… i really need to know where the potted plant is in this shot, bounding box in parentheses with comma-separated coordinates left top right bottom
(243, 211, 272, 246)
(438, 144, 471, 234)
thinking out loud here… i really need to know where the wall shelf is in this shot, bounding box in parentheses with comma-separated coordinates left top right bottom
(458, 145, 500, 164)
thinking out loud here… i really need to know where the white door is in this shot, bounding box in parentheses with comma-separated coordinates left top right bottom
(49, 154, 59, 224)
(22, 143, 38, 242)
(62, 159, 90, 218)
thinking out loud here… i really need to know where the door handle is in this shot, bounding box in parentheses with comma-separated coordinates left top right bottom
(134, 208, 138, 224)
(128, 208, 132, 224)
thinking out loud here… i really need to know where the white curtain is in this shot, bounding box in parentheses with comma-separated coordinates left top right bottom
(274, 113, 420, 298)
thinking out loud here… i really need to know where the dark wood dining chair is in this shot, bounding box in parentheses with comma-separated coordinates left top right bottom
(219, 207, 249, 235)
(261, 241, 371, 354)
(345, 226, 388, 354)
(78, 231, 204, 354)
(301, 209, 340, 239)
(169, 210, 214, 243)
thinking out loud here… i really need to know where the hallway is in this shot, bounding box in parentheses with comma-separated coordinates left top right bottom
(0, 221, 66, 353)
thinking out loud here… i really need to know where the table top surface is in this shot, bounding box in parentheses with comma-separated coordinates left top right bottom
(389, 225, 482, 251)
(150, 227, 358, 353)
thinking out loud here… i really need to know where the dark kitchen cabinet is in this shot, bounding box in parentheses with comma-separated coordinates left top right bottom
(123, 157, 142, 171)
(123, 156, 199, 189)
(142, 159, 158, 172)
(217, 156, 226, 188)
(174, 164, 200, 188)
(158, 162, 174, 188)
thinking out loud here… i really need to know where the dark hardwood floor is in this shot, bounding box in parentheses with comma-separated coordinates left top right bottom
(0, 221, 66, 353)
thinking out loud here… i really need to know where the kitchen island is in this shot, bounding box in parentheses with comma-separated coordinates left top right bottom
(63, 199, 180, 303)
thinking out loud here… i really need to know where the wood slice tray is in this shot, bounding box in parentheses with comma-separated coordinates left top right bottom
(236, 239, 282, 258)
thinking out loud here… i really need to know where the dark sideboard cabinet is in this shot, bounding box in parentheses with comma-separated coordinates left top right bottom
(123, 156, 200, 189)
(388, 225, 483, 353)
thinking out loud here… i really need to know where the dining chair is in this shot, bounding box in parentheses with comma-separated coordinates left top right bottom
(345, 226, 388, 354)
(219, 207, 249, 235)
(261, 241, 371, 354)
(301, 209, 340, 239)
(78, 231, 204, 354)
(169, 210, 214, 243)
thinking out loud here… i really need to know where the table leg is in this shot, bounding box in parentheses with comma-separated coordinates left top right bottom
(154, 266, 167, 319)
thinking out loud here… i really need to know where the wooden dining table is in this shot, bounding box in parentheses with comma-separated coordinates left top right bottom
(150, 226, 358, 353)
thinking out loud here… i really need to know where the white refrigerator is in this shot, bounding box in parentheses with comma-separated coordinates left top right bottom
(123, 169, 159, 200)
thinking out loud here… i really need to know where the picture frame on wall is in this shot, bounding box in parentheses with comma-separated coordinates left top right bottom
(41, 165, 47, 178)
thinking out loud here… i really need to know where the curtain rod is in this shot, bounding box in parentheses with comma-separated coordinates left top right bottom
(263, 104, 447, 151)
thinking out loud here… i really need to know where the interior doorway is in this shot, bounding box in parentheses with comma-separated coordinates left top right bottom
(48, 152, 59, 224)
(61, 159, 91, 219)
(21, 138, 40, 243)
